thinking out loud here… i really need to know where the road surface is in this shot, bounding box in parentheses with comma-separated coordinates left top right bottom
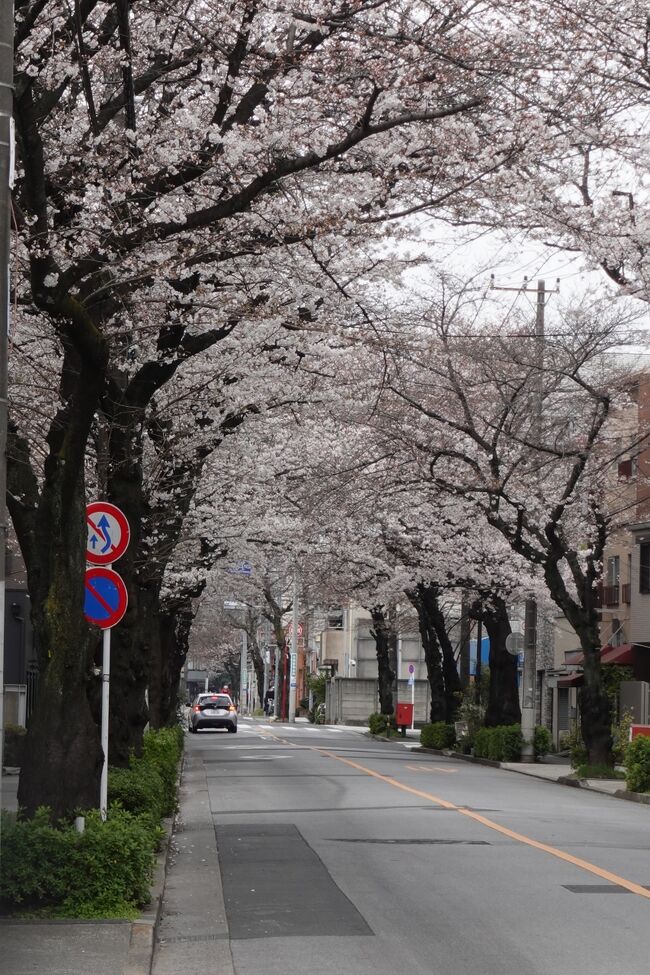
(154, 719, 650, 975)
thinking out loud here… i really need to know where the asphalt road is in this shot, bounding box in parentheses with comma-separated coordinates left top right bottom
(174, 719, 650, 975)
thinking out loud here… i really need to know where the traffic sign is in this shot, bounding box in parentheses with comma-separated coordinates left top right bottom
(86, 502, 130, 565)
(408, 664, 415, 674)
(227, 560, 253, 576)
(505, 632, 524, 656)
(84, 567, 128, 629)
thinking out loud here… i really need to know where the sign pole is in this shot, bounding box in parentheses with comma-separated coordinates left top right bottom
(100, 626, 111, 821)
(411, 680, 415, 730)
(288, 571, 298, 722)
(85, 501, 130, 821)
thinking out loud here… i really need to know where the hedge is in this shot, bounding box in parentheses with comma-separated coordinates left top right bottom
(368, 713, 396, 735)
(473, 725, 523, 762)
(0, 807, 160, 918)
(625, 736, 650, 793)
(0, 725, 183, 918)
(420, 722, 456, 750)
(533, 725, 553, 761)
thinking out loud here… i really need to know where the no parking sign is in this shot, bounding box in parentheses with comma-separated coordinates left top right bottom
(84, 501, 130, 821)
(83, 567, 128, 629)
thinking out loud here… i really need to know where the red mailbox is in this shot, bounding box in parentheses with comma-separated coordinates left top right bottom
(629, 725, 650, 741)
(396, 702, 414, 728)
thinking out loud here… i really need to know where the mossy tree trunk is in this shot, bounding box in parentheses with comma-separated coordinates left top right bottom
(9, 341, 107, 818)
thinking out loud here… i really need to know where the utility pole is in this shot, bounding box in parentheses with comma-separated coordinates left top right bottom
(490, 276, 557, 761)
(459, 596, 471, 689)
(474, 615, 483, 704)
(239, 629, 248, 714)
(288, 571, 298, 722)
(0, 0, 14, 822)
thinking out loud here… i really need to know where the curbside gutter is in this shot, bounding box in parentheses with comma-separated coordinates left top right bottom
(123, 754, 184, 975)
(123, 814, 173, 975)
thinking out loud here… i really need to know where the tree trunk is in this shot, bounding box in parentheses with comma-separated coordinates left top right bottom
(481, 597, 521, 727)
(12, 349, 106, 817)
(370, 606, 395, 715)
(105, 412, 149, 763)
(424, 586, 463, 723)
(544, 563, 612, 764)
(407, 588, 445, 723)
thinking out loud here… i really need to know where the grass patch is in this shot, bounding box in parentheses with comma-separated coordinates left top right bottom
(574, 764, 625, 780)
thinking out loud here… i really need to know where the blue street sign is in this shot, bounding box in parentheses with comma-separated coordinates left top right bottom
(227, 560, 252, 576)
(84, 567, 128, 629)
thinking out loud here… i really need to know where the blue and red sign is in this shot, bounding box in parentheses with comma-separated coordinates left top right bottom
(84, 567, 128, 629)
(86, 502, 130, 566)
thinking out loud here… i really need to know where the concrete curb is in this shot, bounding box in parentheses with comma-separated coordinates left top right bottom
(401, 742, 650, 808)
(123, 813, 174, 975)
(123, 752, 185, 975)
(614, 789, 650, 805)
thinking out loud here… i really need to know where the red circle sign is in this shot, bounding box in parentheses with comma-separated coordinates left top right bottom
(84, 567, 128, 629)
(86, 502, 130, 565)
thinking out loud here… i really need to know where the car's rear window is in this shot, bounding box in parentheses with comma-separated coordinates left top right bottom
(200, 696, 231, 708)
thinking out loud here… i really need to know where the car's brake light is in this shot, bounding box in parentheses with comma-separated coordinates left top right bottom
(228, 705, 237, 712)
(192, 705, 201, 712)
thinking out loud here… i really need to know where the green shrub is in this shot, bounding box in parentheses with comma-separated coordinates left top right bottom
(501, 725, 524, 760)
(473, 725, 523, 762)
(612, 710, 633, 765)
(368, 712, 395, 735)
(420, 722, 456, 750)
(0, 807, 158, 918)
(3, 724, 26, 766)
(625, 736, 650, 793)
(533, 726, 553, 761)
(566, 725, 587, 769)
(108, 762, 166, 829)
(140, 726, 183, 817)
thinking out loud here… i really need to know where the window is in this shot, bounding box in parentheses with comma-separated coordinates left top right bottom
(640, 543, 650, 593)
(606, 556, 620, 586)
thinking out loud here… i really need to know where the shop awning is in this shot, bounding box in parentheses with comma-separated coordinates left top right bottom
(600, 643, 636, 666)
(557, 673, 584, 688)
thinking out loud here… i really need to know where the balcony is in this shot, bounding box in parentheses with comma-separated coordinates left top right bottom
(602, 584, 620, 608)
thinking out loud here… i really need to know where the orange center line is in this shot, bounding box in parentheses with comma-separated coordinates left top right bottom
(306, 747, 650, 901)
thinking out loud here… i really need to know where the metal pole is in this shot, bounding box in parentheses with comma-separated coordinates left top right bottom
(240, 629, 248, 714)
(100, 628, 110, 820)
(521, 280, 545, 761)
(0, 0, 13, 835)
(475, 615, 483, 704)
(273, 643, 281, 719)
(288, 572, 298, 722)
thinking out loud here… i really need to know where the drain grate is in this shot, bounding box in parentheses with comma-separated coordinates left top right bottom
(157, 933, 230, 944)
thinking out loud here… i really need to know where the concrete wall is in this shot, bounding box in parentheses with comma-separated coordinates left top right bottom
(325, 677, 431, 726)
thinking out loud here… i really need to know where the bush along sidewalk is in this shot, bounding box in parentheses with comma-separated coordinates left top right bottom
(0, 725, 183, 919)
(420, 722, 555, 764)
(625, 735, 650, 794)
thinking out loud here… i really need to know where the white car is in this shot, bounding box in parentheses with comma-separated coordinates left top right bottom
(188, 692, 238, 733)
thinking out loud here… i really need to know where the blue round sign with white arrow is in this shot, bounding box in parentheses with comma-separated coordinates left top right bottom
(86, 502, 130, 565)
